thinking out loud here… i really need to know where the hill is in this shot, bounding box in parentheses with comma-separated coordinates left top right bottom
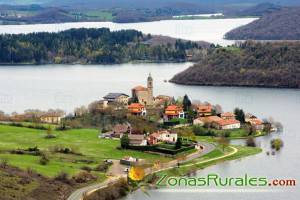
(0, 28, 206, 64)
(21, 8, 74, 23)
(170, 41, 300, 88)
(229, 3, 282, 17)
(45, 0, 300, 9)
(225, 7, 300, 40)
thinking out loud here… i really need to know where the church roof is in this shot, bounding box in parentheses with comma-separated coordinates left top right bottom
(132, 85, 147, 91)
(103, 93, 129, 99)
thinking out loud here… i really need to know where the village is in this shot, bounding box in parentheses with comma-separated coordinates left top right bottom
(0, 74, 276, 159)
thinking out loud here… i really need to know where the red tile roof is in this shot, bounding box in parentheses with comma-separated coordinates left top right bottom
(165, 105, 183, 116)
(132, 85, 147, 91)
(221, 112, 235, 118)
(201, 116, 222, 123)
(197, 104, 212, 113)
(215, 119, 240, 126)
(128, 103, 144, 108)
(249, 119, 263, 125)
(128, 103, 145, 113)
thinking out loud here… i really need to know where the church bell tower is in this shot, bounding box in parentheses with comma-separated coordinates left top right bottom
(147, 73, 153, 103)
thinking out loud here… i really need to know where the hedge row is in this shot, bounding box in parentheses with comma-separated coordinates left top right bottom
(127, 144, 195, 155)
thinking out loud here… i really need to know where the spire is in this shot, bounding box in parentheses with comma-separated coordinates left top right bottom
(147, 73, 153, 89)
(148, 73, 153, 81)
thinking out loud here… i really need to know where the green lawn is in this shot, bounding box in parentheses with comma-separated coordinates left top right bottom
(0, 125, 171, 177)
(178, 125, 266, 139)
(155, 145, 262, 177)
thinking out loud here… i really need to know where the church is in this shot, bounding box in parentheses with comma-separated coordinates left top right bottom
(131, 74, 154, 105)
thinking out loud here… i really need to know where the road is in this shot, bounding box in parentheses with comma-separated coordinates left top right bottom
(67, 141, 216, 200)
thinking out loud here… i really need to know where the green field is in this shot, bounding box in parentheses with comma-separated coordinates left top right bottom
(155, 145, 262, 177)
(0, 125, 171, 177)
(177, 125, 267, 140)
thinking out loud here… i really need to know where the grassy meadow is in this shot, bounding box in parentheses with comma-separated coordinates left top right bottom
(0, 125, 171, 177)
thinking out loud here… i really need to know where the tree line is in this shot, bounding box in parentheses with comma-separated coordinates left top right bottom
(0, 28, 201, 64)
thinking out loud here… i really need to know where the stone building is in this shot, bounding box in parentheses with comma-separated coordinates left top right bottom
(131, 74, 154, 105)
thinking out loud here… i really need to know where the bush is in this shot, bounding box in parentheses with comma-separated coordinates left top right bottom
(45, 134, 57, 139)
(72, 171, 96, 183)
(83, 178, 129, 200)
(175, 138, 182, 149)
(192, 126, 216, 136)
(127, 144, 195, 155)
(49, 145, 81, 155)
(10, 146, 41, 156)
(120, 134, 130, 149)
(0, 158, 8, 168)
(9, 122, 48, 130)
(26, 167, 34, 175)
(39, 155, 49, 165)
(94, 162, 111, 172)
(81, 166, 92, 172)
(224, 131, 231, 138)
(271, 138, 284, 151)
(55, 172, 73, 184)
(246, 137, 256, 147)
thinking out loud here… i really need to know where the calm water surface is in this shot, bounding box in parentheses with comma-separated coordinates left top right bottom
(0, 18, 257, 45)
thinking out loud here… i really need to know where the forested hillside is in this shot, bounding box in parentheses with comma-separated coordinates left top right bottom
(228, 3, 282, 17)
(225, 7, 300, 40)
(0, 28, 204, 64)
(170, 41, 300, 88)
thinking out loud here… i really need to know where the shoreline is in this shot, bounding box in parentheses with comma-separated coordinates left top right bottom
(0, 60, 189, 66)
(169, 80, 300, 90)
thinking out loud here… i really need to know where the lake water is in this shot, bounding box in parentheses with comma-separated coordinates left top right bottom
(0, 18, 299, 200)
(0, 18, 257, 45)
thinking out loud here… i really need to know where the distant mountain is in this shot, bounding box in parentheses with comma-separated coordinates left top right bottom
(47, 0, 300, 9)
(232, 2, 282, 16)
(170, 41, 300, 88)
(22, 8, 74, 23)
(0, 0, 291, 9)
(225, 7, 300, 40)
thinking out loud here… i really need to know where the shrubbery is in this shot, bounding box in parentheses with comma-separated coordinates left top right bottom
(192, 125, 216, 136)
(49, 145, 81, 155)
(10, 146, 41, 156)
(72, 171, 97, 183)
(94, 162, 112, 172)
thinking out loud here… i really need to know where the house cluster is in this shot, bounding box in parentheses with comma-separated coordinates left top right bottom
(193, 105, 241, 130)
(101, 123, 178, 147)
(99, 74, 173, 116)
(98, 74, 266, 134)
(245, 113, 264, 130)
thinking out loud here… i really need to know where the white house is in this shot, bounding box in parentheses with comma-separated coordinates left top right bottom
(213, 119, 241, 130)
(193, 117, 205, 126)
(128, 134, 147, 146)
(158, 130, 178, 143)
